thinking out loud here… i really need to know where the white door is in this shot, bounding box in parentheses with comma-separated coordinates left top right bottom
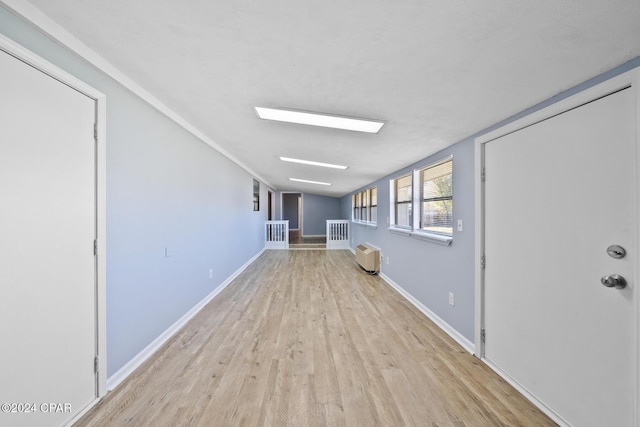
(482, 86, 636, 426)
(0, 49, 97, 426)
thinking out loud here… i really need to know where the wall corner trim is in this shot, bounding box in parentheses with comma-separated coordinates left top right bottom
(378, 272, 475, 354)
(105, 248, 266, 391)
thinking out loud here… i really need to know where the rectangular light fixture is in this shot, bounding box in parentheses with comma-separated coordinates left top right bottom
(289, 178, 332, 186)
(280, 156, 348, 170)
(254, 106, 385, 133)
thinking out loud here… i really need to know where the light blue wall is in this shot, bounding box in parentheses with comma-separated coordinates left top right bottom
(342, 56, 640, 344)
(0, 7, 268, 376)
(303, 193, 342, 235)
(341, 141, 475, 339)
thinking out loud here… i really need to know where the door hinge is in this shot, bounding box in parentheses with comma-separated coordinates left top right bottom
(481, 328, 486, 343)
(94, 356, 99, 373)
(481, 254, 486, 269)
(93, 123, 98, 141)
(481, 167, 486, 182)
(93, 240, 97, 256)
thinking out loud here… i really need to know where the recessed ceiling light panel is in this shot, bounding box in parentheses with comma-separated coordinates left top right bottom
(289, 178, 332, 186)
(254, 106, 385, 133)
(280, 156, 348, 170)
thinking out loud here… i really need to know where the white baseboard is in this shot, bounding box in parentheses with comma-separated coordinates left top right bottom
(378, 272, 475, 354)
(106, 248, 265, 391)
(482, 359, 568, 427)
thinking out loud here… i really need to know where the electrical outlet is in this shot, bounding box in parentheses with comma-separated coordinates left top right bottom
(386, 256, 390, 265)
(209, 269, 213, 279)
(449, 292, 455, 306)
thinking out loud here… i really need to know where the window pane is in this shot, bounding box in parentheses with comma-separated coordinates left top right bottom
(396, 174, 412, 202)
(421, 200, 452, 234)
(421, 159, 452, 183)
(371, 206, 377, 223)
(420, 159, 453, 235)
(370, 187, 377, 206)
(352, 195, 358, 220)
(396, 202, 411, 228)
(421, 161, 452, 200)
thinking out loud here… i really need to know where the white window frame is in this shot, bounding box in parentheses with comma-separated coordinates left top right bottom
(388, 156, 453, 245)
(389, 173, 412, 230)
(369, 187, 378, 225)
(352, 187, 377, 226)
(352, 193, 361, 221)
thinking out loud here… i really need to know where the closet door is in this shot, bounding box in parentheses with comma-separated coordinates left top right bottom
(0, 48, 97, 426)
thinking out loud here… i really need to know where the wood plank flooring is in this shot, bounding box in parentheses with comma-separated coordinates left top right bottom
(76, 250, 556, 426)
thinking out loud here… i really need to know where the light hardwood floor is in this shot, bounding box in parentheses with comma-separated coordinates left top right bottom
(77, 250, 556, 426)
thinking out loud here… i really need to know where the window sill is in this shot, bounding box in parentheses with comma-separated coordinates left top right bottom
(387, 227, 452, 245)
(411, 231, 452, 246)
(352, 220, 377, 229)
(387, 227, 412, 236)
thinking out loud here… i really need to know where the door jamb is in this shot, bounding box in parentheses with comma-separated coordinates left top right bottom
(474, 68, 640, 425)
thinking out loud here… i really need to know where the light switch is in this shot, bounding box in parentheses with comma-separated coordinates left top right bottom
(457, 220, 463, 232)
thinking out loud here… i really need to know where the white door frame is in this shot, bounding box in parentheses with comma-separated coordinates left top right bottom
(0, 33, 108, 408)
(474, 69, 640, 425)
(280, 191, 303, 233)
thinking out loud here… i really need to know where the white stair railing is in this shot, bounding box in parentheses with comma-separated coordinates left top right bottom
(326, 220, 350, 249)
(265, 220, 289, 249)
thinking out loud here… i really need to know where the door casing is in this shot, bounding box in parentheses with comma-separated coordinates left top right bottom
(0, 33, 108, 421)
(474, 69, 640, 425)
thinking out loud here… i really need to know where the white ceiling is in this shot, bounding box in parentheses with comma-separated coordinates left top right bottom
(23, 0, 640, 197)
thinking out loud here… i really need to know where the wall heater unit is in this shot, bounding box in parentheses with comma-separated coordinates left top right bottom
(355, 243, 380, 274)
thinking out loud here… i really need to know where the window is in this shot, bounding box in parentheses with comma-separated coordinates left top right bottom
(253, 179, 260, 211)
(370, 187, 378, 223)
(419, 159, 453, 236)
(393, 174, 412, 228)
(360, 189, 369, 221)
(389, 156, 453, 244)
(351, 187, 377, 224)
(352, 192, 361, 221)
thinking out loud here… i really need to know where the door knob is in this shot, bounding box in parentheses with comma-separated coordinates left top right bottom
(601, 274, 627, 289)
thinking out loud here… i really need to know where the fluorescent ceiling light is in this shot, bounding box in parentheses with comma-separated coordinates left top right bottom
(289, 178, 332, 186)
(254, 106, 385, 133)
(280, 156, 348, 170)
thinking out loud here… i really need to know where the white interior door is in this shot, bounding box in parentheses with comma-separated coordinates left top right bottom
(0, 49, 97, 426)
(482, 86, 636, 426)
